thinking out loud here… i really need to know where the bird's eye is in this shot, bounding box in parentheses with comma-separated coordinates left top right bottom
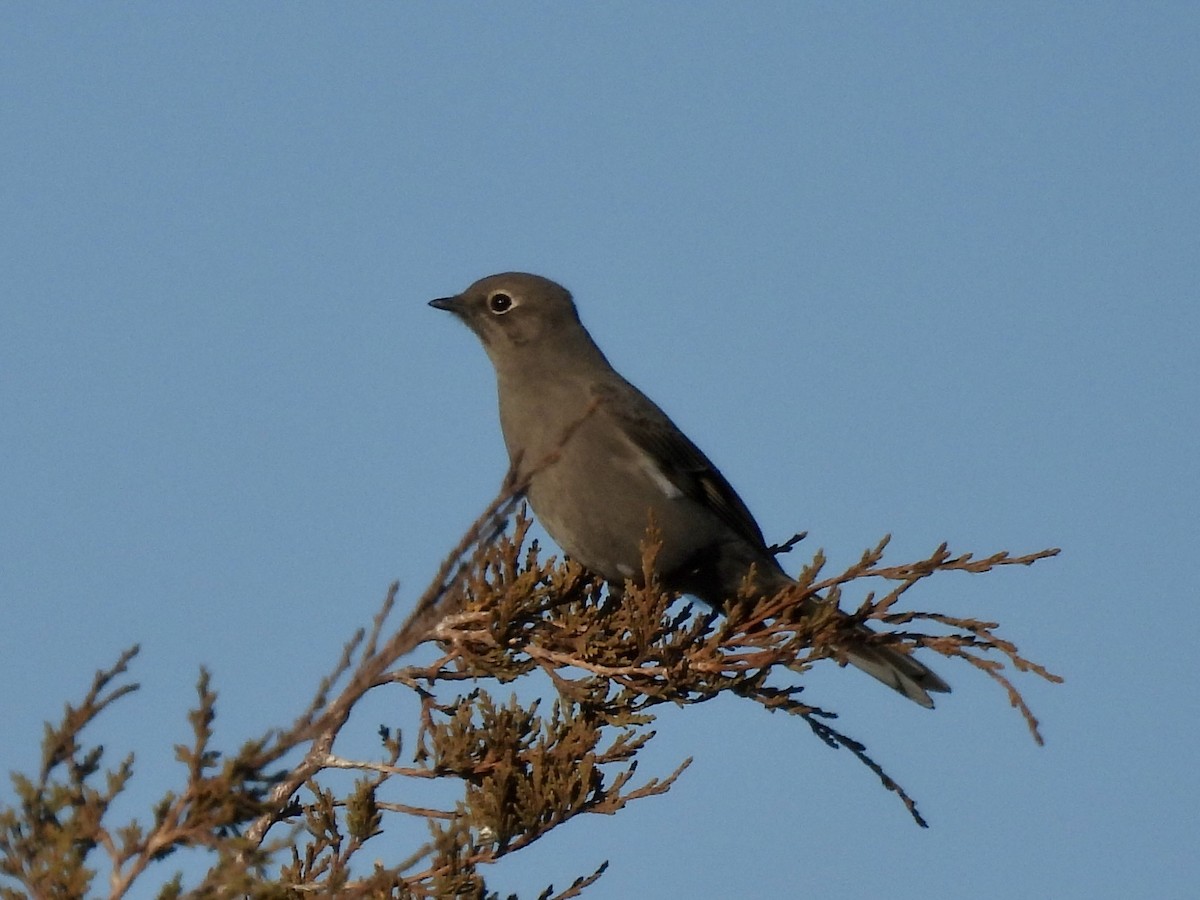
(488, 292, 514, 314)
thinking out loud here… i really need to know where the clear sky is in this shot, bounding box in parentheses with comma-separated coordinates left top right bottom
(2, 4, 1196, 898)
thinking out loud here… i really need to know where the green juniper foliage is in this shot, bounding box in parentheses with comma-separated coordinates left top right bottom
(0, 483, 1060, 898)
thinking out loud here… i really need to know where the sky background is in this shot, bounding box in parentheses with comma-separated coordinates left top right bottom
(2, 4, 1196, 898)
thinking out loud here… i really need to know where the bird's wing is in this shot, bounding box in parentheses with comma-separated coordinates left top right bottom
(591, 379, 772, 553)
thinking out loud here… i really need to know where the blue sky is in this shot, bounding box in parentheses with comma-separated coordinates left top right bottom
(1, 4, 1196, 898)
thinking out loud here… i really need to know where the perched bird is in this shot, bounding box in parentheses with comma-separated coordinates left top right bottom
(430, 272, 950, 707)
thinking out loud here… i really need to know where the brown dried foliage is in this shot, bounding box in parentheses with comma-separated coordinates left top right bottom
(0, 477, 1061, 898)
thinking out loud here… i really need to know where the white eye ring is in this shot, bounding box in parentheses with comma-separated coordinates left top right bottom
(488, 292, 515, 314)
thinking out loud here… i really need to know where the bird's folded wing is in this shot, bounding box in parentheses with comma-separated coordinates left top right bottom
(591, 380, 772, 554)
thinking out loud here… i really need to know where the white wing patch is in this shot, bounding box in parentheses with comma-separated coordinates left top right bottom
(639, 456, 684, 500)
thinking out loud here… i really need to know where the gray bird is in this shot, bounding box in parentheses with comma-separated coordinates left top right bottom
(430, 272, 950, 707)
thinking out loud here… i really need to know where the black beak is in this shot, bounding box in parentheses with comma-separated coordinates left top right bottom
(429, 296, 462, 312)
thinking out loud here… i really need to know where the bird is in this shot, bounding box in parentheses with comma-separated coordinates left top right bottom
(429, 272, 950, 707)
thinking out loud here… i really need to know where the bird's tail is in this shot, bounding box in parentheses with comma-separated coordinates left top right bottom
(841, 632, 951, 709)
(745, 565, 951, 707)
